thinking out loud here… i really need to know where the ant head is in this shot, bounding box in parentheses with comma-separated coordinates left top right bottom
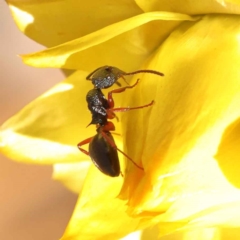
(86, 66, 164, 89)
(86, 66, 126, 89)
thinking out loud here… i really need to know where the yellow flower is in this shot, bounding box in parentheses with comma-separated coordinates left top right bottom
(3, 0, 240, 239)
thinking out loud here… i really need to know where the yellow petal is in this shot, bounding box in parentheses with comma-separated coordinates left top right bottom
(0, 70, 93, 164)
(20, 12, 198, 72)
(120, 230, 142, 240)
(61, 165, 140, 240)
(135, 0, 240, 15)
(52, 162, 91, 194)
(220, 228, 240, 239)
(181, 228, 220, 240)
(140, 226, 221, 240)
(7, 0, 142, 46)
(140, 224, 159, 239)
(118, 14, 240, 231)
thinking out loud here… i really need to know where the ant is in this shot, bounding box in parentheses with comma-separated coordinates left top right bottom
(78, 66, 164, 177)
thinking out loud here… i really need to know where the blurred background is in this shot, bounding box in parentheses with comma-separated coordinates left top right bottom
(0, 2, 78, 240)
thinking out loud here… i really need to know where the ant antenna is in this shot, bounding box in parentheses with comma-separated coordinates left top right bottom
(123, 69, 164, 77)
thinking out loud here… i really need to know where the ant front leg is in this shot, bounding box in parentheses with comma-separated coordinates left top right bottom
(112, 100, 154, 113)
(107, 79, 140, 108)
(77, 136, 94, 156)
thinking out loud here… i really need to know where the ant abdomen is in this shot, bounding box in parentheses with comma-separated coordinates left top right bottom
(89, 131, 120, 177)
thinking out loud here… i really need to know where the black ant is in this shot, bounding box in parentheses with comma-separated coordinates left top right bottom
(78, 66, 164, 177)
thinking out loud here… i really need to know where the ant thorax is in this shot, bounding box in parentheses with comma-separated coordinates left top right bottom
(86, 88, 109, 126)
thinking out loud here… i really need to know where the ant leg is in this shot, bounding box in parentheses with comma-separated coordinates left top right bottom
(111, 100, 154, 113)
(100, 130, 144, 171)
(77, 136, 94, 156)
(115, 147, 144, 171)
(106, 100, 154, 119)
(107, 79, 140, 108)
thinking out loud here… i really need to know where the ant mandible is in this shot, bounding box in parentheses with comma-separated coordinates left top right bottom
(78, 66, 164, 177)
